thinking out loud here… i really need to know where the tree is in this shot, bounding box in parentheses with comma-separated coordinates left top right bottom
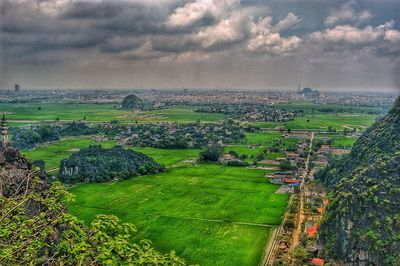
(199, 145, 223, 162)
(228, 150, 238, 158)
(280, 160, 293, 170)
(290, 245, 309, 265)
(284, 218, 295, 229)
(121, 94, 144, 110)
(0, 181, 187, 265)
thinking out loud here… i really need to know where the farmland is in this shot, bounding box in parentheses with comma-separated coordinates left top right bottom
(68, 164, 288, 266)
(3, 98, 383, 265)
(0, 102, 380, 130)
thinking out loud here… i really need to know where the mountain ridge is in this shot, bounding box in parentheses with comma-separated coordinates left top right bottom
(317, 96, 400, 265)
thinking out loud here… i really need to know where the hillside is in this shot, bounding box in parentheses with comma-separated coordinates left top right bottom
(121, 94, 144, 110)
(0, 144, 186, 265)
(59, 145, 164, 183)
(317, 96, 400, 265)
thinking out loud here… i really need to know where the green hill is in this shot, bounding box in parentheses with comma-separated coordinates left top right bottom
(316, 96, 400, 265)
(121, 94, 144, 110)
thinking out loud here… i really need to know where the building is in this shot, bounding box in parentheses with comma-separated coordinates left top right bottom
(284, 178, 300, 186)
(15, 84, 20, 93)
(311, 257, 325, 266)
(297, 87, 320, 99)
(306, 224, 318, 238)
(270, 172, 288, 184)
(2, 114, 9, 145)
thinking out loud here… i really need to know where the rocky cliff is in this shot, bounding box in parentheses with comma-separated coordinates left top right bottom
(317, 96, 400, 265)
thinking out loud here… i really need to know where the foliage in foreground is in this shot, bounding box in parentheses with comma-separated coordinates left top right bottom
(0, 180, 187, 265)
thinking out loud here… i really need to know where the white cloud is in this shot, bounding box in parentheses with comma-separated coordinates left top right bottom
(310, 21, 397, 46)
(384, 30, 400, 43)
(191, 12, 245, 48)
(274, 13, 302, 32)
(247, 15, 302, 55)
(325, 2, 373, 26)
(166, 0, 239, 29)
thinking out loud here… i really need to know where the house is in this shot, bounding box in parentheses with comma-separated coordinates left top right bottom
(306, 224, 318, 238)
(320, 144, 330, 151)
(284, 178, 300, 186)
(270, 172, 288, 184)
(311, 257, 325, 266)
(286, 152, 300, 159)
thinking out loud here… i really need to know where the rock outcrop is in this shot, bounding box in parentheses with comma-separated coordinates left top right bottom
(316, 96, 400, 265)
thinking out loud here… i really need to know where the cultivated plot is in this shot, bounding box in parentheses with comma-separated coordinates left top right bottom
(68, 164, 289, 266)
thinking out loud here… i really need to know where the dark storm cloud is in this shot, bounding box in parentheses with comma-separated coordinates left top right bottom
(0, 0, 399, 91)
(62, 1, 124, 19)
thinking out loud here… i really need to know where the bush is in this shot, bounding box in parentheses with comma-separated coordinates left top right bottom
(284, 218, 295, 229)
(199, 145, 224, 162)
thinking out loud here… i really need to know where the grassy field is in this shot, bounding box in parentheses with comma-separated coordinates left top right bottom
(0, 103, 225, 124)
(250, 113, 378, 130)
(22, 137, 117, 170)
(316, 133, 358, 148)
(69, 164, 288, 265)
(245, 132, 281, 145)
(0, 103, 128, 122)
(23, 138, 201, 171)
(132, 147, 201, 166)
(274, 101, 388, 114)
(143, 107, 226, 122)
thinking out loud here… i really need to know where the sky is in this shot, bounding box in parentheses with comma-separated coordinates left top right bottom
(1, 0, 400, 92)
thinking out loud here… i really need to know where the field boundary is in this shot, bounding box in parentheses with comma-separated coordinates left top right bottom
(74, 204, 277, 228)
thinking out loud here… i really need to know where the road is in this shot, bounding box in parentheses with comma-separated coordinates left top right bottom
(292, 132, 314, 247)
(261, 132, 314, 266)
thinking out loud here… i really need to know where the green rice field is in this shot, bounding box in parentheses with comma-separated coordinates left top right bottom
(22, 137, 117, 171)
(68, 164, 288, 266)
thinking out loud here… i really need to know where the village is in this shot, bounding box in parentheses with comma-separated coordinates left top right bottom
(260, 129, 353, 266)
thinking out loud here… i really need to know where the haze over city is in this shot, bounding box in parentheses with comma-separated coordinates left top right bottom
(1, 0, 400, 92)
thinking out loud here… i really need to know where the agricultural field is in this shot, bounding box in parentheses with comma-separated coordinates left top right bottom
(68, 164, 288, 266)
(132, 147, 201, 166)
(250, 113, 379, 130)
(0, 103, 128, 122)
(274, 101, 388, 114)
(22, 137, 117, 171)
(1, 102, 380, 130)
(0, 103, 225, 124)
(316, 133, 359, 148)
(23, 138, 201, 172)
(143, 107, 226, 122)
(245, 132, 281, 145)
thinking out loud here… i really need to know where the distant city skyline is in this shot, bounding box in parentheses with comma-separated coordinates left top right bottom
(1, 0, 400, 93)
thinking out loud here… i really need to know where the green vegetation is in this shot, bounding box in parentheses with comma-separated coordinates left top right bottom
(132, 147, 201, 166)
(22, 137, 116, 170)
(245, 131, 281, 145)
(59, 145, 164, 183)
(199, 145, 224, 162)
(317, 97, 400, 265)
(195, 103, 296, 122)
(0, 145, 186, 265)
(250, 113, 378, 130)
(69, 164, 289, 265)
(144, 107, 226, 122)
(126, 120, 245, 148)
(121, 94, 144, 110)
(315, 133, 358, 148)
(0, 103, 129, 122)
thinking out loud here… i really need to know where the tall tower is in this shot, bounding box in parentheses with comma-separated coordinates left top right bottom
(15, 84, 20, 93)
(2, 114, 9, 145)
